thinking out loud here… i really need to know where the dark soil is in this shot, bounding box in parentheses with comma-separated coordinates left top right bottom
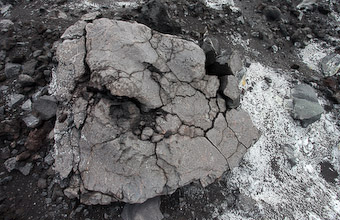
(1, 0, 339, 219)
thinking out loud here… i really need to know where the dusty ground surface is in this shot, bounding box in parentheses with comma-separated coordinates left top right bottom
(0, 0, 339, 219)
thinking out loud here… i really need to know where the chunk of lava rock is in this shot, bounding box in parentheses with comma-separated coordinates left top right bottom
(122, 197, 163, 220)
(320, 53, 340, 77)
(291, 84, 324, 127)
(4, 63, 21, 78)
(220, 75, 240, 108)
(4, 157, 18, 172)
(33, 95, 57, 120)
(52, 18, 260, 205)
(7, 93, 25, 108)
(22, 114, 40, 128)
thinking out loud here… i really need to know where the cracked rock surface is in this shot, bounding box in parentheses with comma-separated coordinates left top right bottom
(52, 18, 260, 205)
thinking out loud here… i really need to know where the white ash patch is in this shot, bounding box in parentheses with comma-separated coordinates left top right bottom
(219, 62, 340, 219)
(204, 0, 239, 12)
(68, 0, 140, 11)
(299, 41, 333, 72)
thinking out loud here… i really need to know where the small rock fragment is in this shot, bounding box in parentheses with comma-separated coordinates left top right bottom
(0, 146, 11, 159)
(33, 95, 57, 120)
(4, 63, 21, 78)
(18, 163, 33, 176)
(61, 21, 87, 40)
(81, 12, 101, 21)
(16, 151, 31, 161)
(37, 178, 47, 189)
(25, 128, 45, 151)
(0, 19, 14, 31)
(18, 74, 35, 87)
(44, 153, 54, 166)
(320, 54, 340, 77)
(122, 197, 164, 220)
(201, 36, 220, 66)
(7, 93, 25, 108)
(4, 157, 18, 172)
(291, 84, 324, 127)
(141, 127, 154, 140)
(220, 75, 240, 108)
(263, 6, 282, 21)
(228, 50, 244, 77)
(297, 0, 317, 10)
(22, 60, 37, 75)
(21, 99, 32, 111)
(22, 114, 40, 128)
(64, 187, 79, 199)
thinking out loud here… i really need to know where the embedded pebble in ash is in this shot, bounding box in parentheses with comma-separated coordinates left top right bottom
(52, 18, 260, 205)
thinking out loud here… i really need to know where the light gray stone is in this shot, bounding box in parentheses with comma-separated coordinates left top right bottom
(21, 99, 32, 111)
(53, 18, 260, 205)
(61, 20, 87, 40)
(141, 127, 154, 140)
(33, 95, 57, 120)
(122, 197, 164, 220)
(1, 5, 12, 17)
(291, 84, 324, 127)
(225, 109, 260, 148)
(18, 74, 35, 86)
(5, 63, 21, 78)
(81, 12, 101, 21)
(4, 157, 17, 172)
(221, 75, 240, 108)
(7, 93, 25, 108)
(18, 163, 33, 176)
(228, 50, 244, 77)
(320, 53, 340, 77)
(0, 19, 14, 32)
(22, 114, 40, 128)
(64, 187, 79, 199)
(22, 59, 37, 75)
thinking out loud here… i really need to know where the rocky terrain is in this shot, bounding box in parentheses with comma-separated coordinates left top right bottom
(0, 0, 340, 219)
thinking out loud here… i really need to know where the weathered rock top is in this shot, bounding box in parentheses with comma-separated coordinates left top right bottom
(52, 18, 260, 205)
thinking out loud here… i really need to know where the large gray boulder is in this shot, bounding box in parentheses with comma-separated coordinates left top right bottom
(52, 18, 260, 205)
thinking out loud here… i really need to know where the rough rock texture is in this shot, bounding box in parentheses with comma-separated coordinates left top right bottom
(52, 18, 260, 205)
(220, 75, 240, 108)
(291, 84, 324, 127)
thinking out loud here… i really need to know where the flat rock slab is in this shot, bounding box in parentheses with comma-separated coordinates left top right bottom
(52, 18, 260, 205)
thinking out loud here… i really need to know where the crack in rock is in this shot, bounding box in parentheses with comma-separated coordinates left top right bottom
(52, 18, 260, 205)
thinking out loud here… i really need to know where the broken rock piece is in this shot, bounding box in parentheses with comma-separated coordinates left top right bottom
(291, 84, 323, 127)
(52, 18, 260, 205)
(320, 53, 340, 77)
